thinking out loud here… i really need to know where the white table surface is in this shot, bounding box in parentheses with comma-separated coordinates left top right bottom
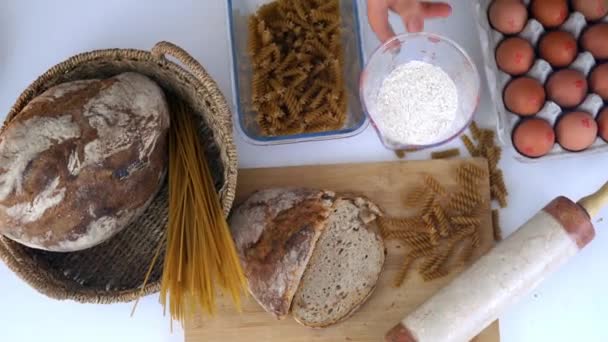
(1, 1, 608, 341)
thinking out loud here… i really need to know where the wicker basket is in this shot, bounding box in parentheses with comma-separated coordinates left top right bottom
(0, 41, 238, 303)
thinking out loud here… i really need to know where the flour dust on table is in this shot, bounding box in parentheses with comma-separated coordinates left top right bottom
(374, 61, 458, 145)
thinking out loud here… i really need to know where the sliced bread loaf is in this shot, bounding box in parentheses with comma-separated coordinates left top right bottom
(229, 188, 336, 319)
(291, 196, 385, 328)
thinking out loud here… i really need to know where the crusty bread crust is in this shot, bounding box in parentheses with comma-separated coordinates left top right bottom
(0, 72, 169, 251)
(229, 188, 336, 319)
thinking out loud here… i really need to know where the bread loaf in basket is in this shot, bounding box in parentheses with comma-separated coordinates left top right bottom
(0, 41, 237, 303)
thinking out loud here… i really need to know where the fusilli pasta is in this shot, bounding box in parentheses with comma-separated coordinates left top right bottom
(248, 0, 346, 136)
(492, 209, 502, 242)
(431, 148, 461, 159)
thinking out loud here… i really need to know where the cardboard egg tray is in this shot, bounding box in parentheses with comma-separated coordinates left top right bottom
(474, 0, 608, 162)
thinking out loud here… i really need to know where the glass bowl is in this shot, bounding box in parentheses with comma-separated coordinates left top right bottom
(360, 32, 481, 150)
(226, 0, 368, 145)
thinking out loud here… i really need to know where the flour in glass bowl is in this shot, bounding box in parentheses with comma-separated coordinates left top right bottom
(374, 61, 459, 146)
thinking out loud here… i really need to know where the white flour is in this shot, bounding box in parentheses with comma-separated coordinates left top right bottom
(375, 61, 459, 145)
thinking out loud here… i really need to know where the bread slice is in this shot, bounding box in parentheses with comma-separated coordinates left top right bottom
(229, 188, 336, 319)
(291, 196, 385, 328)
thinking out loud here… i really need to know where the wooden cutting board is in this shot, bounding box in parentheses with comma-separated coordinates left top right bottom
(186, 159, 500, 342)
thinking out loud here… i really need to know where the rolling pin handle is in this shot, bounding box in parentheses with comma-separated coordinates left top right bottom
(578, 181, 608, 219)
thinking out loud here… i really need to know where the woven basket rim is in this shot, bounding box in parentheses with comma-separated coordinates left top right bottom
(0, 41, 238, 304)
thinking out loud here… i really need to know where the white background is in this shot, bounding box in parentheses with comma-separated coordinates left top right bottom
(1, 1, 608, 341)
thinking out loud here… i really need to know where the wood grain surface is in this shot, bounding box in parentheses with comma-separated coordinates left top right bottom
(186, 159, 500, 342)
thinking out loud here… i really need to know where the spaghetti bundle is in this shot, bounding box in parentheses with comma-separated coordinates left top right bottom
(163, 99, 246, 320)
(136, 98, 246, 324)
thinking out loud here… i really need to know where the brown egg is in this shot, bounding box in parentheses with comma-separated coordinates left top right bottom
(590, 63, 608, 100)
(512, 118, 556, 157)
(556, 111, 598, 151)
(531, 0, 569, 28)
(546, 69, 588, 107)
(597, 108, 608, 141)
(573, 0, 608, 21)
(489, 0, 529, 34)
(504, 77, 546, 116)
(495, 37, 535, 75)
(539, 31, 578, 67)
(582, 24, 608, 59)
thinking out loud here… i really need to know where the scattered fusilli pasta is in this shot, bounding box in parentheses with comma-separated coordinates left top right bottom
(447, 191, 479, 214)
(403, 187, 426, 208)
(469, 121, 482, 142)
(384, 151, 502, 285)
(424, 174, 447, 196)
(450, 216, 481, 227)
(431, 148, 461, 159)
(432, 205, 450, 237)
(492, 209, 502, 242)
(461, 135, 478, 157)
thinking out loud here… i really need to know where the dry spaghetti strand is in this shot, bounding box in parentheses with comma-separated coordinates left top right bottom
(148, 98, 247, 325)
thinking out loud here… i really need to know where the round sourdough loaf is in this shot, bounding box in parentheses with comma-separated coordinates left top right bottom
(0, 72, 169, 252)
(229, 188, 337, 319)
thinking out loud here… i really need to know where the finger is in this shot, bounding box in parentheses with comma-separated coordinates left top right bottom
(367, 1, 396, 42)
(420, 2, 452, 18)
(401, 13, 424, 32)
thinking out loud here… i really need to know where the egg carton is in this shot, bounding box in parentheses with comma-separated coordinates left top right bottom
(474, 0, 608, 162)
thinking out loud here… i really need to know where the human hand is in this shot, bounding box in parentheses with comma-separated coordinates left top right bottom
(367, 0, 452, 42)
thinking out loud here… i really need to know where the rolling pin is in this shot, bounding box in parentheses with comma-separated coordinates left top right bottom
(386, 182, 608, 342)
